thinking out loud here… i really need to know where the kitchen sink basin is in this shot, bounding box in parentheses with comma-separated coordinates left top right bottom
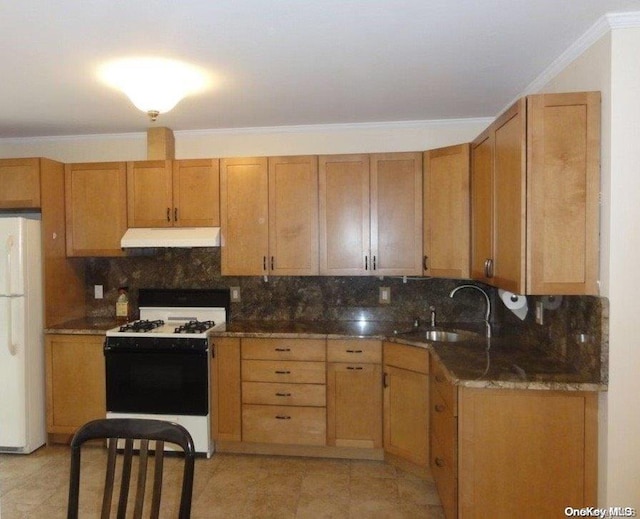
(424, 328, 481, 342)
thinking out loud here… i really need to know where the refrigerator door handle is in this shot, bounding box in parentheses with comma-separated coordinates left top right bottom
(7, 299, 16, 356)
(5, 235, 14, 295)
(4, 236, 18, 356)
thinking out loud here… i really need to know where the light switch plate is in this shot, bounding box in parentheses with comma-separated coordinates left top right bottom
(94, 285, 104, 299)
(379, 287, 391, 304)
(230, 286, 241, 302)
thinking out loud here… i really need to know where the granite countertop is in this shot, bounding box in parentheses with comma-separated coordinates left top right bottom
(215, 320, 605, 392)
(44, 317, 118, 335)
(45, 318, 605, 391)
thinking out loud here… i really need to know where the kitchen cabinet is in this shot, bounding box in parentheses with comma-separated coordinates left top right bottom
(430, 353, 598, 519)
(470, 91, 600, 294)
(430, 354, 458, 519)
(241, 338, 326, 446)
(319, 152, 423, 276)
(326, 339, 382, 449)
(65, 162, 127, 257)
(210, 337, 241, 442)
(44, 334, 105, 441)
(423, 144, 470, 278)
(220, 155, 319, 276)
(382, 342, 429, 471)
(0, 158, 42, 208)
(127, 159, 220, 228)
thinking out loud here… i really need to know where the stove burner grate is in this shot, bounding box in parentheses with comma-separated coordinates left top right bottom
(174, 320, 216, 334)
(118, 319, 165, 333)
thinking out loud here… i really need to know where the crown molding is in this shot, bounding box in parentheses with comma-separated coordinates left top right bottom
(502, 10, 640, 112)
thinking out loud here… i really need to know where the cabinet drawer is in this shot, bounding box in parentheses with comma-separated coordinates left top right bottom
(242, 405, 326, 446)
(242, 360, 326, 384)
(431, 435, 457, 519)
(327, 339, 381, 363)
(384, 342, 429, 374)
(432, 357, 457, 415)
(242, 338, 326, 361)
(242, 382, 326, 407)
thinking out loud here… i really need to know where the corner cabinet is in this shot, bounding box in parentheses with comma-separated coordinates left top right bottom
(423, 144, 470, 278)
(220, 156, 319, 276)
(471, 91, 600, 295)
(319, 152, 423, 276)
(382, 342, 429, 473)
(45, 334, 106, 442)
(127, 159, 220, 228)
(65, 162, 128, 257)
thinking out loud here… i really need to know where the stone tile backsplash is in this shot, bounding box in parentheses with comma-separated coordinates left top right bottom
(85, 247, 606, 383)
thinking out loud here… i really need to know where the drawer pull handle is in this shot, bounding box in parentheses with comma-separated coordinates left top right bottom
(346, 349, 363, 353)
(434, 404, 445, 413)
(275, 370, 291, 375)
(434, 457, 445, 468)
(347, 366, 364, 370)
(275, 392, 291, 397)
(435, 374, 445, 383)
(275, 415, 291, 420)
(275, 348, 291, 352)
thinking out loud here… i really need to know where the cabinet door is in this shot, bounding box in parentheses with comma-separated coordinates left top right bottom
(268, 156, 319, 275)
(0, 158, 41, 208)
(493, 99, 526, 293)
(319, 154, 371, 275)
(210, 338, 241, 442)
(371, 153, 423, 275)
(527, 92, 600, 295)
(327, 362, 382, 449)
(470, 131, 493, 282)
(45, 335, 105, 435)
(383, 365, 429, 467)
(172, 159, 220, 227)
(458, 388, 597, 518)
(423, 144, 470, 278)
(220, 157, 269, 275)
(126, 160, 173, 227)
(65, 162, 127, 257)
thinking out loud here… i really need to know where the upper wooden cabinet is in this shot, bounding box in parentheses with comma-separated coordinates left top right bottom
(127, 159, 220, 228)
(0, 158, 42, 208)
(220, 155, 319, 276)
(65, 162, 127, 257)
(471, 92, 600, 295)
(319, 152, 423, 276)
(423, 144, 470, 278)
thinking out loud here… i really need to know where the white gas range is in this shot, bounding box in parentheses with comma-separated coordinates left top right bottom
(104, 289, 230, 457)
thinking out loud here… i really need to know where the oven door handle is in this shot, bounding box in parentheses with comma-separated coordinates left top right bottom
(104, 345, 208, 355)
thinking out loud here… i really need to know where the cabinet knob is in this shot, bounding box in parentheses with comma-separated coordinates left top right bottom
(346, 366, 364, 370)
(484, 258, 494, 278)
(270, 256, 275, 270)
(263, 256, 267, 272)
(345, 349, 363, 353)
(434, 457, 445, 468)
(435, 374, 445, 383)
(166, 208, 171, 222)
(275, 370, 291, 375)
(174, 207, 178, 222)
(372, 255, 377, 270)
(365, 256, 369, 270)
(434, 404, 445, 413)
(275, 415, 291, 420)
(275, 348, 291, 352)
(423, 255, 429, 271)
(275, 392, 291, 397)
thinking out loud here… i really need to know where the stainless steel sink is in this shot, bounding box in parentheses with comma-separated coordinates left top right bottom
(424, 329, 480, 342)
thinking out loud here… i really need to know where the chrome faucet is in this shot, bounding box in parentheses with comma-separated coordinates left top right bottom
(449, 284, 492, 338)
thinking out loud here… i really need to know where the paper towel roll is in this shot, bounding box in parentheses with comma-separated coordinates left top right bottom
(498, 289, 528, 320)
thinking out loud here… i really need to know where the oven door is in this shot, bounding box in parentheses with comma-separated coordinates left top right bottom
(104, 342, 208, 416)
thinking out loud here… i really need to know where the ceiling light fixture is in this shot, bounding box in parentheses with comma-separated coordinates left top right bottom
(99, 57, 211, 121)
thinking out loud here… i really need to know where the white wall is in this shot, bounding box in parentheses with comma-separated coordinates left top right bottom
(541, 28, 640, 507)
(0, 118, 490, 163)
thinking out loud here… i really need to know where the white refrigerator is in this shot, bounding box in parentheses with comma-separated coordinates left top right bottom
(0, 215, 46, 453)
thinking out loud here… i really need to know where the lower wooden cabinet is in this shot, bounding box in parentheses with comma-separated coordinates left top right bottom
(382, 342, 429, 469)
(327, 339, 382, 449)
(44, 334, 106, 440)
(210, 337, 242, 442)
(242, 405, 326, 446)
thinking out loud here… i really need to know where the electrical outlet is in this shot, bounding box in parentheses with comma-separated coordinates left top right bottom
(230, 286, 241, 302)
(535, 301, 544, 325)
(94, 285, 104, 299)
(379, 287, 391, 304)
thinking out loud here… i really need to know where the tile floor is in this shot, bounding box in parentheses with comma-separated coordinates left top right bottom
(0, 445, 445, 518)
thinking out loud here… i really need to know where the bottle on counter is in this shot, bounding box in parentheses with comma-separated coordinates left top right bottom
(116, 286, 130, 324)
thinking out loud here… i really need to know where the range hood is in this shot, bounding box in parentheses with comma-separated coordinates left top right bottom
(120, 227, 220, 248)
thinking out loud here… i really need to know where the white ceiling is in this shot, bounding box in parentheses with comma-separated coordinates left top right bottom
(1, 0, 639, 138)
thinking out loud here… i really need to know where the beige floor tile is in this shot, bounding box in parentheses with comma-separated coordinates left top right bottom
(350, 476, 399, 502)
(295, 494, 350, 519)
(300, 472, 350, 497)
(350, 459, 398, 479)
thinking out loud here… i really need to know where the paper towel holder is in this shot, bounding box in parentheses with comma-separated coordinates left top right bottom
(498, 289, 528, 320)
